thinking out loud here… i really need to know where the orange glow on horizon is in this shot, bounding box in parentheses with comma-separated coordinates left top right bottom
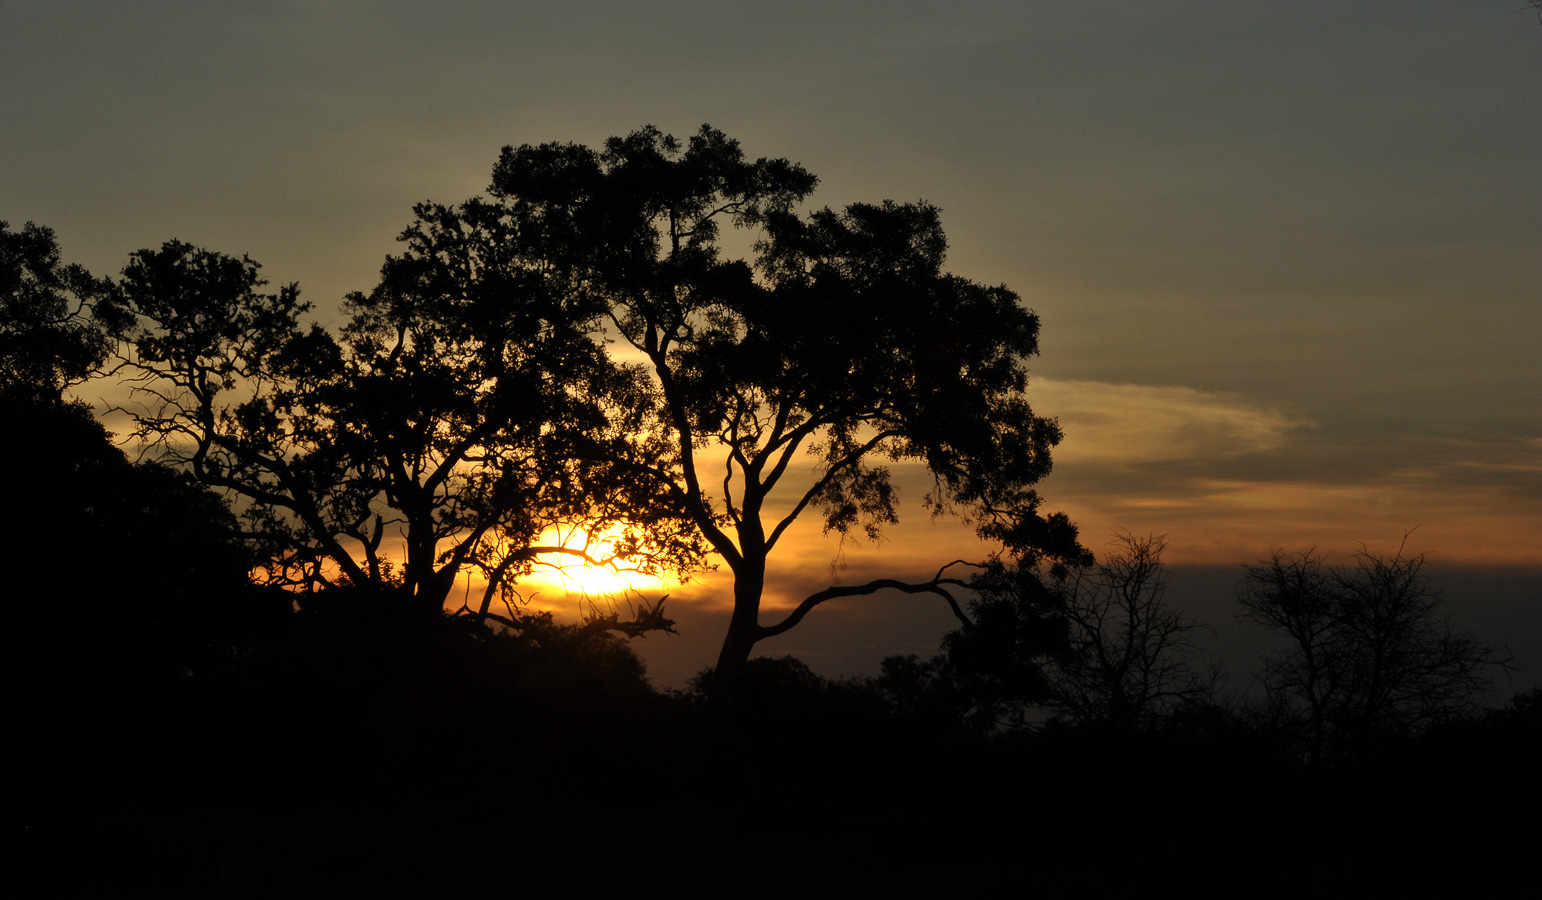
(460, 524, 683, 617)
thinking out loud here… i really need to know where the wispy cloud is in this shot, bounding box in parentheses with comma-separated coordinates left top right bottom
(1033, 381, 1542, 566)
(1032, 377, 1307, 467)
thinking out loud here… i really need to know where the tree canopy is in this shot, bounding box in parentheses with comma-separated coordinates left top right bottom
(482, 125, 1087, 710)
(0, 220, 118, 403)
(105, 218, 702, 631)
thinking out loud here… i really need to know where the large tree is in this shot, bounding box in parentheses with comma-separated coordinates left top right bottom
(106, 221, 701, 630)
(485, 125, 1086, 713)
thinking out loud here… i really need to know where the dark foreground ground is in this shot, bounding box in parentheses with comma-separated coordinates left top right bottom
(18, 603, 1538, 896)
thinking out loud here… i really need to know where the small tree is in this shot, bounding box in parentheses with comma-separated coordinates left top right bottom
(1046, 533, 1218, 728)
(1239, 539, 1511, 765)
(941, 533, 1215, 730)
(484, 125, 1087, 716)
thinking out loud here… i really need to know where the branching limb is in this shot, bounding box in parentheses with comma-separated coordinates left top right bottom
(648, 351, 743, 568)
(458, 593, 676, 639)
(759, 560, 982, 639)
(765, 429, 896, 552)
(578, 594, 676, 638)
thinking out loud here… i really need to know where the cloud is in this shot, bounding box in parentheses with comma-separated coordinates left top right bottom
(1031, 378, 1306, 468)
(1027, 382, 1542, 566)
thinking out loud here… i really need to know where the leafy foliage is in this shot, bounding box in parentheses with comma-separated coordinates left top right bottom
(0, 220, 117, 401)
(933, 560, 1071, 729)
(483, 124, 1085, 707)
(105, 222, 702, 627)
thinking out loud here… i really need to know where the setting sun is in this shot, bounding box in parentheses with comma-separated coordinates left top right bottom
(514, 524, 679, 604)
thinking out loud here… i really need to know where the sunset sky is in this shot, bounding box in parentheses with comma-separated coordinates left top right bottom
(4, 2, 1537, 685)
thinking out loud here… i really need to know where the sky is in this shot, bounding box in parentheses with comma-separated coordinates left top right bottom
(4, 1, 1538, 686)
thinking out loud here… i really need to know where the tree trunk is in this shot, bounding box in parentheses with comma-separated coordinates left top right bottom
(708, 561, 765, 729)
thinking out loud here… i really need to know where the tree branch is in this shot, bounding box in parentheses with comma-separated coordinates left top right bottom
(758, 560, 980, 639)
(765, 429, 896, 552)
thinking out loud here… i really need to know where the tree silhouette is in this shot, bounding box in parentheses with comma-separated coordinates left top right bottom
(1043, 533, 1218, 728)
(484, 125, 1087, 715)
(921, 559, 1070, 731)
(104, 229, 702, 630)
(1239, 539, 1512, 766)
(935, 533, 1213, 730)
(1, 220, 119, 403)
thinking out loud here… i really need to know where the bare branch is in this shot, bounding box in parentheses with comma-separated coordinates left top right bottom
(759, 562, 980, 639)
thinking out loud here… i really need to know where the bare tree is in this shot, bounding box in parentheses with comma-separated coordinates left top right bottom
(1239, 539, 1512, 765)
(1047, 533, 1219, 728)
